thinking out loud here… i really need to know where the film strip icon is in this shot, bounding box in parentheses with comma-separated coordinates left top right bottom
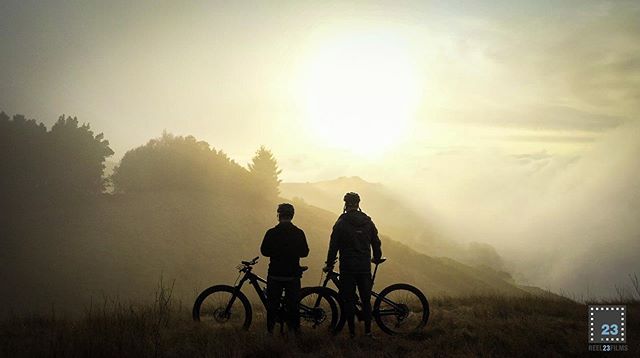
(589, 305, 626, 343)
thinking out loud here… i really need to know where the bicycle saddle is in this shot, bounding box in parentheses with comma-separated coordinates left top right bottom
(371, 257, 387, 264)
(299, 266, 308, 272)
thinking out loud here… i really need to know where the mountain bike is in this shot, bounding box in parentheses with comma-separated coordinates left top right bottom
(193, 256, 338, 332)
(319, 257, 430, 335)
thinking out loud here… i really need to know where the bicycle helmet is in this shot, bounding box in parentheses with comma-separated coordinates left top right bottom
(343, 192, 360, 206)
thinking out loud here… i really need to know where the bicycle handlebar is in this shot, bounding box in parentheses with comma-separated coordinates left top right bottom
(323, 257, 387, 273)
(240, 256, 384, 273)
(241, 256, 260, 266)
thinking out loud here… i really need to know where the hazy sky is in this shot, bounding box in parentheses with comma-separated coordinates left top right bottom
(2, 1, 639, 296)
(2, 1, 637, 179)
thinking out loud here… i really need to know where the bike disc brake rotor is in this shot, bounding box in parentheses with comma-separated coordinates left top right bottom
(306, 307, 326, 325)
(213, 307, 231, 323)
(394, 304, 410, 326)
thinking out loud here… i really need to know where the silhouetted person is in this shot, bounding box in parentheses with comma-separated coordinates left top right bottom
(324, 192, 382, 338)
(260, 203, 309, 334)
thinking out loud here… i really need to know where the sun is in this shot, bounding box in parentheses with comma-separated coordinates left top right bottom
(301, 32, 420, 156)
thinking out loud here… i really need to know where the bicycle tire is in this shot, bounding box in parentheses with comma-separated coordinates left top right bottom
(373, 283, 429, 335)
(192, 285, 252, 330)
(299, 286, 340, 331)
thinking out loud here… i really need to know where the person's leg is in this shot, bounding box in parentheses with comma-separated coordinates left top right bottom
(284, 278, 301, 333)
(339, 273, 357, 336)
(266, 279, 284, 333)
(356, 273, 373, 334)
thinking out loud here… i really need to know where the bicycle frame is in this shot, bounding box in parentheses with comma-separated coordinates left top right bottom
(225, 266, 268, 313)
(224, 264, 327, 327)
(321, 265, 408, 319)
(194, 257, 340, 332)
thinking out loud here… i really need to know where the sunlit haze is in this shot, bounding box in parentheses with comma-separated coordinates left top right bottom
(1, 0, 639, 298)
(301, 30, 421, 155)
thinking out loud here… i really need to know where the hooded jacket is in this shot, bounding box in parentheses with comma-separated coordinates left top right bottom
(326, 210, 382, 274)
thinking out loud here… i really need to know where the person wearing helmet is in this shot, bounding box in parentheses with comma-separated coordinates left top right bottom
(260, 203, 309, 334)
(324, 192, 382, 338)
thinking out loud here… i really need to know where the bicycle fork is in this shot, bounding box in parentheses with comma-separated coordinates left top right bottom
(223, 279, 247, 317)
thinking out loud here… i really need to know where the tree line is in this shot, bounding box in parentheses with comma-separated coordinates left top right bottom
(1, 112, 283, 205)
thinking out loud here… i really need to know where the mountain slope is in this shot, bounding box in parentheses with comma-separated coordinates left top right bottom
(281, 176, 506, 270)
(3, 190, 531, 316)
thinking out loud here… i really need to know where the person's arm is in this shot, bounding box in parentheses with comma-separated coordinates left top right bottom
(325, 223, 340, 266)
(260, 229, 273, 257)
(299, 230, 309, 258)
(370, 221, 382, 261)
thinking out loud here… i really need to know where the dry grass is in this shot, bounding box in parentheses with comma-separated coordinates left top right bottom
(1, 282, 638, 357)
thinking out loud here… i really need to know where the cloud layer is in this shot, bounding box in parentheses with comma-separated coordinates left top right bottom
(393, 120, 640, 298)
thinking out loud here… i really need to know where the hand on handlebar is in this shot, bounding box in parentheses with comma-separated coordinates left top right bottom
(323, 259, 337, 272)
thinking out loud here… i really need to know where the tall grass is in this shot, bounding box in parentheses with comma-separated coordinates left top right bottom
(1, 279, 638, 357)
(614, 273, 640, 303)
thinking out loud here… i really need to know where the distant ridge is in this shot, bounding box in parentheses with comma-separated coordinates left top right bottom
(281, 177, 507, 272)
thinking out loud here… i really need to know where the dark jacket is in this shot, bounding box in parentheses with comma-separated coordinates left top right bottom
(326, 210, 382, 274)
(260, 221, 309, 278)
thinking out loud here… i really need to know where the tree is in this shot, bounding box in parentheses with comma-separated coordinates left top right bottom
(111, 132, 254, 195)
(248, 146, 282, 199)
(0, 112, 48, 197)
(0, 112, 113, 200)
(46, 115, 114, 194)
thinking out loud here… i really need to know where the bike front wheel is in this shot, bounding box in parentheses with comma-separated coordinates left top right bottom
(298, 286, 339, 331)
(373, 283, 429, 335)
(192, 285, 252, 330)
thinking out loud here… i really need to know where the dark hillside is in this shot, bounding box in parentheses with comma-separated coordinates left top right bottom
(1, 127, 534, 316)
(3, 190, 529, 316)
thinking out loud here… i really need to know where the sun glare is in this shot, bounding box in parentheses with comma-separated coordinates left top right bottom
(302, 32, 421, 156)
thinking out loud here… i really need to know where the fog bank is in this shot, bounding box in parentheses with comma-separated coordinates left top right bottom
(393, 121, 640, 298)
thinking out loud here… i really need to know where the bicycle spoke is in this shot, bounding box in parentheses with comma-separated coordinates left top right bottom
(299, 290, 337, 330)
(199, 291, 247, 327)
(375, 287, 427, 334)
(377, 308, 399, 317)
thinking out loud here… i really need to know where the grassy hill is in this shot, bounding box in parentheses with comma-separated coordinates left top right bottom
(3, 290, 638, 357)
(3, 189, 536, 317)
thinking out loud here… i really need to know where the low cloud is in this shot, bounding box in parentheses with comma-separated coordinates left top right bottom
(392, 120, 640, 298)
(437, 106, 625, 132)
(501, 134, 595, 143)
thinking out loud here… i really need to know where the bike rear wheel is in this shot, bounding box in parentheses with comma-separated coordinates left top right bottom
(373, 283, 429, 335)
(298, 287, 339, 331)
(192, 285, 252, 330)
